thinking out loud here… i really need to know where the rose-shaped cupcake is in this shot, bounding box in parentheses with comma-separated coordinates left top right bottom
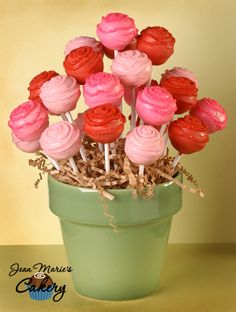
(11, 132, 41, 153)
(190, 98, 227, 134)
(111, 50, 152, 88)
(168, 115, 209, 154)
(64, 36, 104, 56)
(84, 104, 126, 143)
(8, 100, 49, 141)
(96, 12, 138, 51)
(40, 75, 80, 115)
(63, 46, 104, 85)
(83, 72, 124, 108)
(125, 125, 165, 165)
(39, 121, 81, 160)
(137, 26, 175, 65)
(161, 67, 199, 88)
(160, 76, 198, 114)
(136, 86, 177, 126)
(74, 112, 86, 138)
(28, 70, 59, 104)
(124, 79, 158, 106)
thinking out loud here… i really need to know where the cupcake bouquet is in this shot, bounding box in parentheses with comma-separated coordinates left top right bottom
(8, 12, 227, 200)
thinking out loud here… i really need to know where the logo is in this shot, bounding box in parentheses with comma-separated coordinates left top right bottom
(9, 262, 72, 302)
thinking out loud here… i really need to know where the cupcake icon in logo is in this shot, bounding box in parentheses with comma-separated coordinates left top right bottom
(28, 272, 54, 300)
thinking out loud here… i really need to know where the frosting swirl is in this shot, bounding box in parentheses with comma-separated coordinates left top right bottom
(111, 50, 152, 88)
(168, 115, 209, 154)
(160, 76, 198, 114)
(64, 36, 103, 56)
(39, 121, 81, 160)
(137, 26, 175, 65)
(84, 104, 126, 143)
(8, 100, 49, 141)
(40, 75, 80, 114)
(11, 132, 40, 153)
(161, 67, 199, 88)
(83, 72, 124, 107)
(136, 86, 177, 126)
(96, 13, 138, 51)
(125, 125, 165, 165)
(190, 98, 227, 134)
(28, 70, 59, 104)
(63, 46, 104, 84)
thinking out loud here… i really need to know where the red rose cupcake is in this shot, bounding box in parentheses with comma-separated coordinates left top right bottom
(63, 46, 104, 84)
(137, 26, 175, 65)
(84, 104, 126, 143)
(160, 76, 198, 114)
(168, 115, 209, 154)
(28, 70, 59, 104)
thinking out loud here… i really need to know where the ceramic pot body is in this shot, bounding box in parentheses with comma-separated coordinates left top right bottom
(48, 174, 182, 300)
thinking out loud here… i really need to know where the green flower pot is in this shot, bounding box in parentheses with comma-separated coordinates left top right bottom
(48, 174, 182, 301)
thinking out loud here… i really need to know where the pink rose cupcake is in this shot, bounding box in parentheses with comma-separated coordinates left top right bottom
(83, 72, 124, 108)
(96, 13, 138, 51)
(8, 100, 49, 141)
(11, 132, 41, 153)
(64, 36, 103, 56)
(111, 50, 152, 88)
(190, 98, 227, 134)
(40, 75, 80, 115)
(136, 86, 177, 126)
(40, 121, 81, 160)
(125, 125, 165, 165)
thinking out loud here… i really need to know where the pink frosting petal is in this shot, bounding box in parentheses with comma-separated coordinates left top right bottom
(125, 125, 165, 165)
(83, 72, 124, 107)
(40, 121, 81, 160)
(111, 50, 152, 88)
(40, 75, 81, 115)
(136, 86, 177, 126)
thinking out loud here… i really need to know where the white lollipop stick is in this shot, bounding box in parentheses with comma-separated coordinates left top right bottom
(65, 111, 74, 124)
(130, 88, 136, 130)
(61, 113, 87, 162)
(114, 50, 118, 57)
(160, 123, 167, 136)
(139, 165, 144, 176)
(104, 143, 110, 173)
(79, 146, 87, 161)
(69, 157, 78, 174)
(139, 119, 144, 126)
(98, 143, 104, 152)
(110, 142, 117, 170)
(45, 154, 61, 171)
(163, 134, 169, 156)
(172, 153, 183, 169)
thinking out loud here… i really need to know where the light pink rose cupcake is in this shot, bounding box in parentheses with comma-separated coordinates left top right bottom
(190, 98, 227, 134)
(111, 50, 152, 88)
(125, 125, 165, 165)
(40, 75, 80, 115)
(40, 121, 81, 160)
(11, 132, 41, 153)
(8, 100, 49, 141)
(161, 67, 199, 88)
(136, 86, 177, 126)
(96, 12, 138, 51)
(64, 36, 103, 56)
(83, 72, 124, 107)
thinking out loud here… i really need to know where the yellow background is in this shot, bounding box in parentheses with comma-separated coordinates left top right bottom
(1, 0, 235, 245)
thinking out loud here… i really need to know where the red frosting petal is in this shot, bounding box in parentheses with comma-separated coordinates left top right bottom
(84, 104, 126, 143)
(160, 76, 198, 114)
(168, 115, 209, 154)
(137, 26, 175, 65)
(63, 46, 104, 84)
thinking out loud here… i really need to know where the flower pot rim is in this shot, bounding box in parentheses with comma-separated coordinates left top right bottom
(48, 172, 181, 194)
